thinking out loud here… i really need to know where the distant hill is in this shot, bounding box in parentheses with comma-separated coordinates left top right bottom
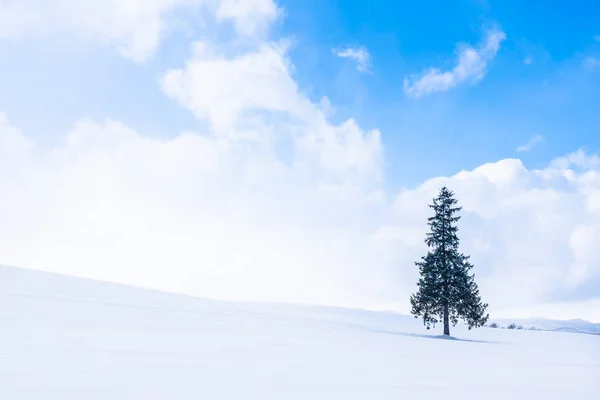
(488, 317, 600, 335)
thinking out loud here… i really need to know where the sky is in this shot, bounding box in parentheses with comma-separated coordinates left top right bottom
(1, 0, 600, 322)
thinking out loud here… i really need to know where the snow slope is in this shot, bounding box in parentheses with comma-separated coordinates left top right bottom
(1, 265, 599, 399)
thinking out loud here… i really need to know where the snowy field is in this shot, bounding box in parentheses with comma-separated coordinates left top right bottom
(1, 265, 598, 399)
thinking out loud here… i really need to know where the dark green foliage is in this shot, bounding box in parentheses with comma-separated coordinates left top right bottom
(410, 186, 489, 336)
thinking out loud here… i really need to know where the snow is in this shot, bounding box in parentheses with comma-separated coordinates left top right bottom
(1, 266, 599, 399)
(490, 317, 600, 335)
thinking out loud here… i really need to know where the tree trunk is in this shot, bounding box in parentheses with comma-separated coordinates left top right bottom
(443, 302, 450, 336)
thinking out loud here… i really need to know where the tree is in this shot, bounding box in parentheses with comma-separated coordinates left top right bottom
(410, 186, 488, 336)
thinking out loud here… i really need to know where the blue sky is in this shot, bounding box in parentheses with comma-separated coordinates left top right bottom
(1, 0, 600, 321)
(277, 0, 600, 187)
(1, 0, 599, 189)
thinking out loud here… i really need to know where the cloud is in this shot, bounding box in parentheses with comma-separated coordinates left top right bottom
(0, 14, 385, 310)
(333, 45, 372, 73)
(216, 0, 281, 36)
(550, 149, 600, 170)
(2, 3, 600, 323)
(162, 40, 382, 182)
(524, 56, 533, 65)
(0, 0, 280, 62)
(0, 114, 388, 310)
(3, 106, 600, 320)
(516, 134, 544, 152)
(403, 28, 506, 98)
(595, 35, 600, 42)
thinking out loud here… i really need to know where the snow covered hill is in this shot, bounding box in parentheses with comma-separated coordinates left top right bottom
(489, 317, 600, 335)
(1, 265, 599, 399)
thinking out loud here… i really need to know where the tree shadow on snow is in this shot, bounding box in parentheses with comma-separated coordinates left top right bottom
(356, 326, 506, 345)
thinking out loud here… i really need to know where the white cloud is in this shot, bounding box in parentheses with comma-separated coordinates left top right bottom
(403, 29, 506, 98)
(0, 0, 279, 62)
(595, 35, 600, 42)
(2, 3, 600, 323)
(162, 40, 382, 183)
(216, 0, 281, 36)
(3, 105, 600, 320)
(516, 134, 544, 152)
(0, 112, 388, 310)
(550, 149, 600, 170)
(0, 13, 385, 309)
(524, 56, 533, 65)
(334, 45, 372, 73)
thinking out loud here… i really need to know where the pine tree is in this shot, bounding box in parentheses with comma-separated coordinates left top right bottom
(410, 186, 489, 336)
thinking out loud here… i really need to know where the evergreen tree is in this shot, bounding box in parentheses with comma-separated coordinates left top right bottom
(410, 186, 488, 336)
